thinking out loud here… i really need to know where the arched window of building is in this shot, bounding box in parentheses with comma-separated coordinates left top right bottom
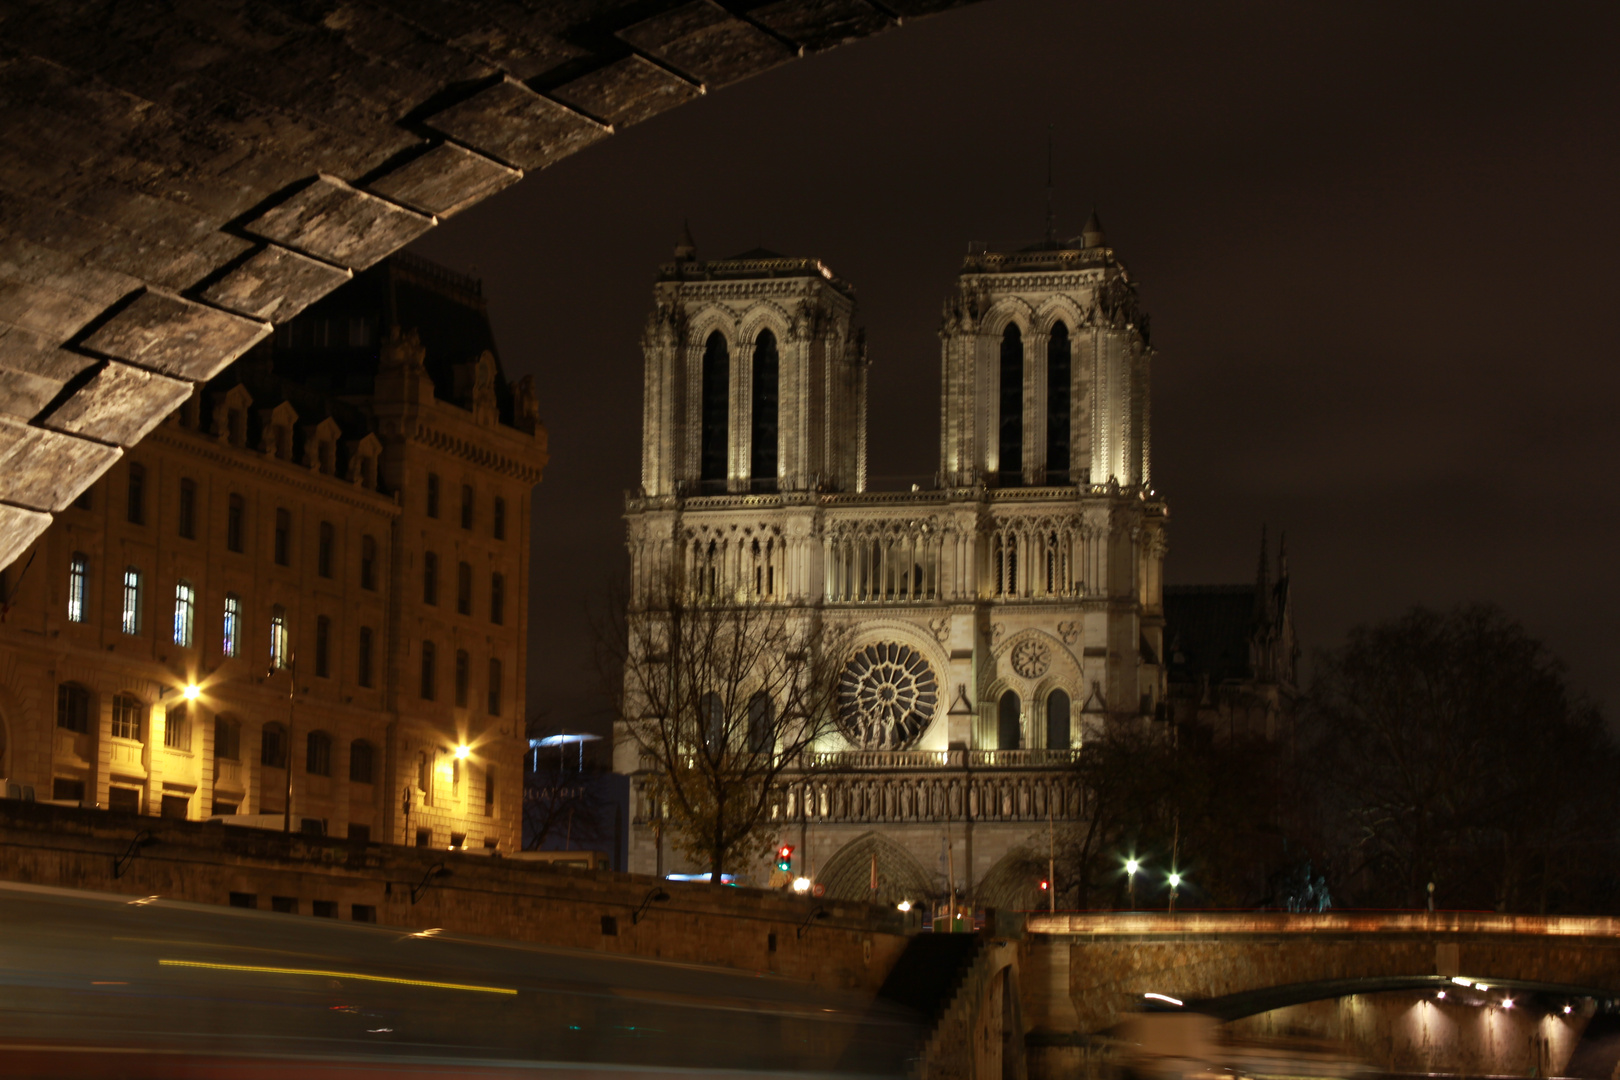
(454, 649, 470, 707)
(56, 683, 91, 733)
(457, 561, 472, 615)
(360, 535, 377, 590)
(699, 330, 729, 491)
(121, 567, 143, 635)
(420, 640, 436, 700)
(317, 521, 334, 577)
(357, 626, 374, 688)
(1046, 689, 1072, 750)
(488, 657, 502, 716)
(490, 572, 505, 625)
(700, 691, 724, 753)
(111, 693, 144, 741)
(273, 508, 291, 566)
(1046, 321, 1071, 484)
(306, 730, 332, 776)
(214, 715, 240, 761)
(350, 739, 374, 784)
(126, 463, 145, 525)
(750, 329, 779, 492)
(222, 593, 242, 657)
(269, 604, 289, 669)
(747, 692, 773, 754)
(67, 552, 88, 623)
(997, 690, 1022, 751)
(173, 580, 195, 647)
(261, 722, 287, 768)
(423, 551, 438, 605)
(314, 614, 331, 677)
(178, 477, 197, 539)
(164, 701, 191, 750)
(998, 324, 1023, 486)
(226, 493, 245, 552)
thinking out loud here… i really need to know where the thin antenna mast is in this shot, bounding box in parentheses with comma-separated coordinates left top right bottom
(1044, 123, 1056, 246)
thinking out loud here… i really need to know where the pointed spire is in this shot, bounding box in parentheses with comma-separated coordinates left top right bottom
(1255, 523, 1273, 623)
(674, 219, 697, 260)
(1081, 208, 1107, 249)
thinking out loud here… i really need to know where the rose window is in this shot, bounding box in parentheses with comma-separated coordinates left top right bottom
(1011, 637, 1051, 678)
(837, 642, 939, 750)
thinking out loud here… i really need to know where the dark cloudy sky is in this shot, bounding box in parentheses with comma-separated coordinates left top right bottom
(411, 0, 1620, 740)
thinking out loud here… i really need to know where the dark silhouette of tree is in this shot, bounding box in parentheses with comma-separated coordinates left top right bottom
(1304, 603, 1618, 913)
(600, 571, 848, 883)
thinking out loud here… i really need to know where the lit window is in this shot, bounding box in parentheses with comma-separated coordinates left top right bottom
(121, 567, 143, 635)
(165, 702, 191, 750)
(222, 594, 241, 658)
(270, 605, 289, 670)
(67, 553, 88, 623)
(111, 694, 143, 740)
(173, 580, 195, 647)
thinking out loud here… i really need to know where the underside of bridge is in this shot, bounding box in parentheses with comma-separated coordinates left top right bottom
(0, 0, 979, 565)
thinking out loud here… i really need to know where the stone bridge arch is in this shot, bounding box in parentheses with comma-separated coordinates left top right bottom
(1022, 912, 1620, 1040)
(817, 829, 937, 904)
(0, 0, 985, 564)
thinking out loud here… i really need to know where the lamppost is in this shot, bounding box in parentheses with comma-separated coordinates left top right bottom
(1125, 858, 1140, 910)
(1167, 871, 1181, 913)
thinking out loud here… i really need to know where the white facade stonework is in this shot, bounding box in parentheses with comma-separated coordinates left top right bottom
(617, 229, 1167, 909)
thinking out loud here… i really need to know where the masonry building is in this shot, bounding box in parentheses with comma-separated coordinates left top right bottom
(616, 219, 1173, 907)
(0, 253, 546, 853)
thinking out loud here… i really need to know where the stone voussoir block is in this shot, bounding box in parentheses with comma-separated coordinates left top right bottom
(618, 0, 800, 87)
(38, 360, 192, 447)
(422, 77, 613, 172)
(241, 175, 436, 271)
(366, 142, 523, 219)
(81, 288, 270, 382)
(0, 415, 122, 513)
(549, 55, 703, 128)
(199, 244, 353, 323)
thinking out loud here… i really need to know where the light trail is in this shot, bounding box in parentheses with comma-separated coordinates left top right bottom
(158, 959, 517, 995)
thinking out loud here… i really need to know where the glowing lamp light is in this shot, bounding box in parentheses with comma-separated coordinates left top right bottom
(182, 683, 200, 701)
(1143, 993, 1183, 1007)
(1502, 998, 1514, 1010)
(1475, 983, 1490, 992)
(1564, 1005, 1574, 1015)
(1451, 977, 1473, 986)
(1125, 859, 1140, 876)
(1040, 880, 1050, 892)
(454, 744, 471, 760)
(1437, 990, 1446, 1000)
(792, 877, 811, 894)
(897, 900, 912, 913)
(1167, 873, 1182, 889)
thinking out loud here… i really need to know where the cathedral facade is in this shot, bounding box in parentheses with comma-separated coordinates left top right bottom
(616, 221, 1169, 909)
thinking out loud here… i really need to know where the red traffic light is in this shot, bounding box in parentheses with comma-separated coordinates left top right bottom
(1039, 880, 1050, 891)
(777, 845, 794, 859)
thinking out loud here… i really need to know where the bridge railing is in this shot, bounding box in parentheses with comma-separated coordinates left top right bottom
(1024, 910, 1620, 937)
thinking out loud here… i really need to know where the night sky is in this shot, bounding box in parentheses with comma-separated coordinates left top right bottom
(410, 0, 1620, 743)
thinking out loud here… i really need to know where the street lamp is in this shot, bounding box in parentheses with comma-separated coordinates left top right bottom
(1125, 858, 1140, 910)
(1167, 871, 1181, 913)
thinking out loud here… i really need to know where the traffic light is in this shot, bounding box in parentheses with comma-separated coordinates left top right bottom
(776, 845, 794, 872)
(1039, 879, 1050, 892)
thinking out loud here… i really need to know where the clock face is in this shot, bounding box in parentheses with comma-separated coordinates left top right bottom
(836, 641, 939, 750)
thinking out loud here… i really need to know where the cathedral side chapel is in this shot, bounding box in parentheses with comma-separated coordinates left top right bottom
(616, 218, 1182, 909)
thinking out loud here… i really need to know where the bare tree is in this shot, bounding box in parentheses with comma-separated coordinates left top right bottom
(601, 572, 848, 883)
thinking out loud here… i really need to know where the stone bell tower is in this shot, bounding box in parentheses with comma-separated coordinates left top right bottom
(637, 232, 867, 499)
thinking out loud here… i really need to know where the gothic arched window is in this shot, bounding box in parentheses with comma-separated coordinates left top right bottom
(700, 330, 729, 492)
(750, 329, 779, 493)
(997, 689, 1022, 750)
(700, 691, 724, 753)
(747, 691, 773, 754)
(1046, 321, 1070, 484)
(999, 323, 1023, 485)
(1046, 689, 1071, 750)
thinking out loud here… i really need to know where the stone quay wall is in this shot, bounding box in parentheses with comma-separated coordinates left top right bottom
(0, 800, 908, 994)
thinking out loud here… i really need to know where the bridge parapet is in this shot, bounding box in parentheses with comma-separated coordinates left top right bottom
(1027, 911, 1620, 938)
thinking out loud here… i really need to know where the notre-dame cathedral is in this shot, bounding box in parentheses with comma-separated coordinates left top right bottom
(613, 219, 1292, 909)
